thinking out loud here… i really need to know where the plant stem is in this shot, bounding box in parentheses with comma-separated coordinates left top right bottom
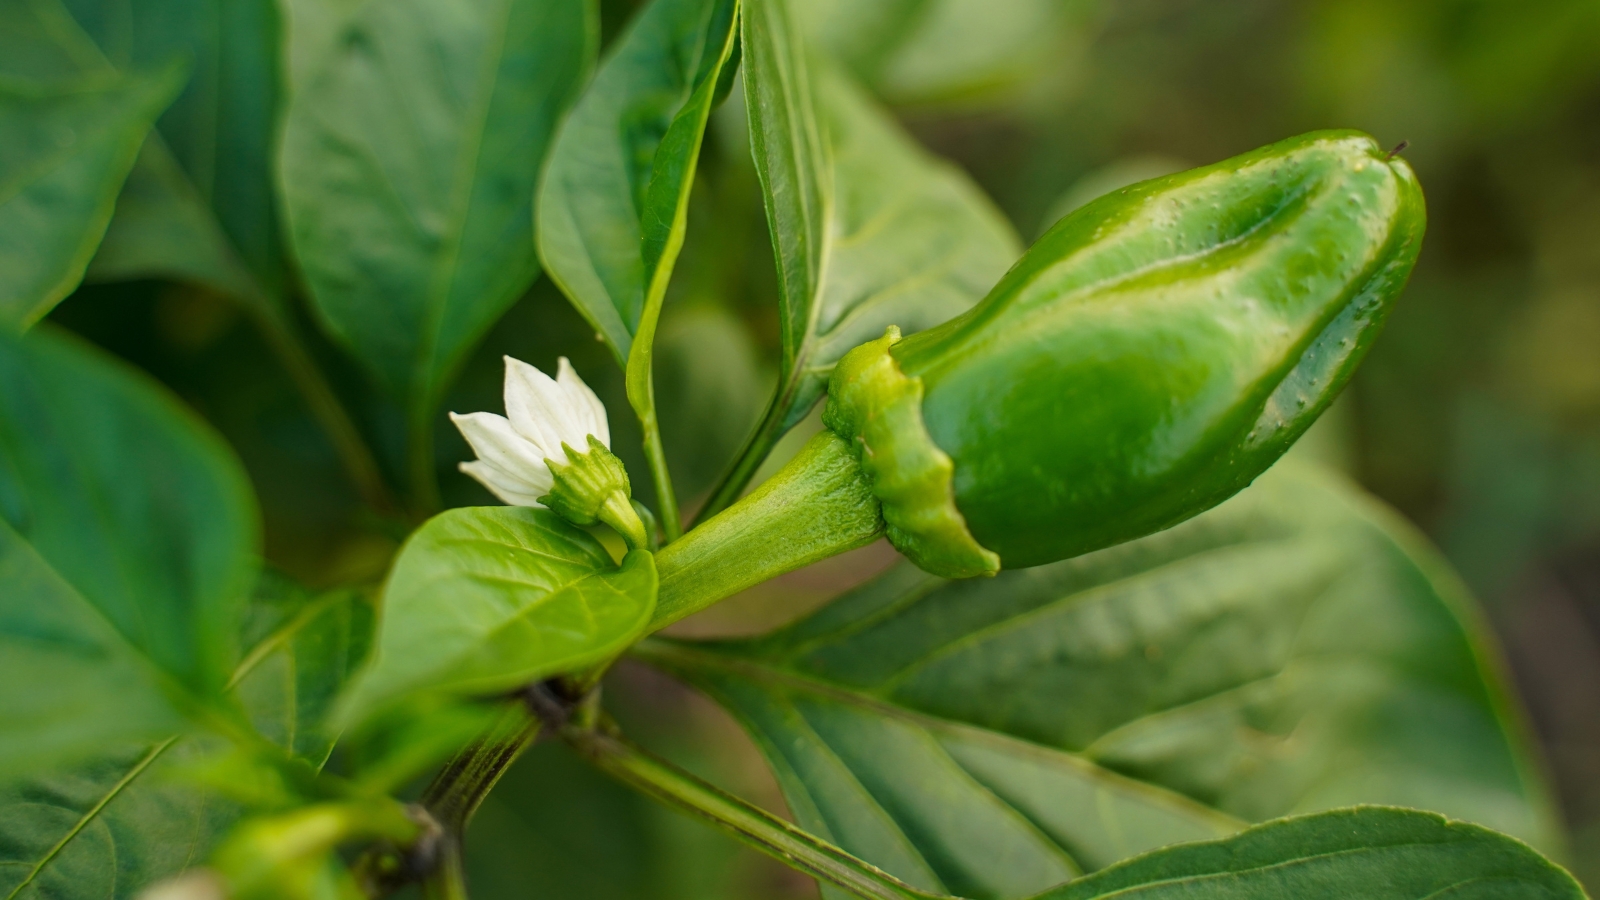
(637, 402, 682, 543)
(568, 727, 945, 900)
(651, 430, 883, 629)
(420, 840, 470, 900)
(420, 702, 540, 833)
(256, 313, 400, 517)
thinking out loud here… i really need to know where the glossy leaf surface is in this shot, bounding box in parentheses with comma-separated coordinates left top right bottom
(282, 0, 595, 406)
(1035, 807, 1585, 900)
(711, 0, 1017, 509)
(647, 464, 1556, 897)
(342, 507, 657, 722)
(0, 327, 258, 767)
(537, 0, 740, 367)
(0, 68, 181, 327)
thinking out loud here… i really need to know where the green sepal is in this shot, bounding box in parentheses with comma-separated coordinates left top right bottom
(541, 435, 650, 551)
(823, 327, 999, 578)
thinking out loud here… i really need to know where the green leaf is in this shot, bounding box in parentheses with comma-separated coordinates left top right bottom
(0, 738, 239, 900)
(0, 567, 376, 900)
(536, 0, 740, 369)
(232, 574, 376, 768)
(1035, 806, 1586, 900)
(0, 67, 182, 328)
(0, 0, 293, 319)
(0, 326, 259, 764)
(708, 0, 1019, 511)
(281, 0, 596, 409)
(340, 507, 657, 723)
(641, 463, 1559, 898)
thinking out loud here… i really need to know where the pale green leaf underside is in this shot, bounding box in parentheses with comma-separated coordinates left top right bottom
(0, 68, 181, 328)
(742, 0, 1020, 434)
(343, 507, 657, 723)
(1037, 806, 1586, 900)
(649, 463, 1557, 898)
(282, 0, 594, 405)
(537, 0, 739, 366)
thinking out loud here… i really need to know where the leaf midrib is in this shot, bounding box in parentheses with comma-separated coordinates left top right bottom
(413, 0, 517, 407)
(2, 738, 177, 900)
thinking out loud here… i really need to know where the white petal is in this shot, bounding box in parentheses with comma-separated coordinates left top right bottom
(450, 411, 554, 491)
(556, 357, 610, 447)
(460, 460, 547, 507)
(504, 356, 588, 455)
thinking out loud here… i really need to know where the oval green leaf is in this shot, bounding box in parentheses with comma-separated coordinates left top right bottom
(281, 0, 596, 409)
(341, 507, 657, 723)
(536, 0, 741, 368)
(642, 463, 1559, 897)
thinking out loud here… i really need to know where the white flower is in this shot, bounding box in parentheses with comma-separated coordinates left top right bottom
(451, 356, 610, 507)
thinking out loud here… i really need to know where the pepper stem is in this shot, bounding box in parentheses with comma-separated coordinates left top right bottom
(650, 430, 884, 629)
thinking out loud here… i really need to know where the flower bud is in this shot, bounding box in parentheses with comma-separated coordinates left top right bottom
(825, 130, 1425, 574)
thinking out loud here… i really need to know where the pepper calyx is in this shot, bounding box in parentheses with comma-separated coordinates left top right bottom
(823, 327, 1000, 578)
(541, 435, 650, 551)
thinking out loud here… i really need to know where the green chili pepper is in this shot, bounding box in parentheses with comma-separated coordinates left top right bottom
(824, 130, 1425, 576)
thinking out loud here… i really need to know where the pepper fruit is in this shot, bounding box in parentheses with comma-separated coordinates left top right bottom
(650, 129, 1425, 627)
(824, 130, 1425, 575)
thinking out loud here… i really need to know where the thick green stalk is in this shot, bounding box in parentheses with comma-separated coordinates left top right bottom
(650, 430, 884, 629)
(568, 727, 943, 900)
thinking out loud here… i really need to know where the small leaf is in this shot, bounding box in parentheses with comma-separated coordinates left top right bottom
(232, 574, 376, 768)
(281, 0, 596, 410)
(341, 507, 657, 723)
(0, 67, 183, 328)
(537, 0, 741, 368)
(0, 326, 259, 768)
(1034, 806, 1586, 900)
(643, 463, 1559, 896)
(708, 0, 1019, 509)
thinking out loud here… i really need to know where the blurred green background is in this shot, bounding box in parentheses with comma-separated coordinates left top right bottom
(49, 0, 1600, 893)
